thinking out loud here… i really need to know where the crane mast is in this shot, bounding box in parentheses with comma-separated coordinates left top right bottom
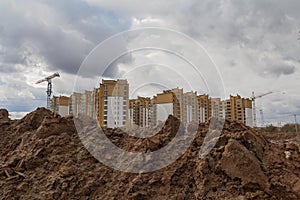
(35, 72, 60, 109)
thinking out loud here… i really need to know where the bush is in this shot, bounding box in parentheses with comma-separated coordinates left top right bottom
(281, 123, 299, 133)
(264, 124, 278, 133)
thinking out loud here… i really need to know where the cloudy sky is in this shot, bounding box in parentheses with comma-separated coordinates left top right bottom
(0, 0, 299, 125)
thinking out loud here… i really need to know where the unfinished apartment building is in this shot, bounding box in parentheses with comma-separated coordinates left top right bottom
(197, 95, 211, 123)
(129, 89, 204, 126)
(69, 92, 81, 117)
(211, 98, 226, 120)
(155, 89, 182, 124)
(149, 96, 157, 127)
(50, 96, 70, 117)
(94, 79, 129, 128)
(183, 91, 198, 123)
(69, 91, 94, 118)
(128, 96, 151, 128)
(224, 95, 253, 126)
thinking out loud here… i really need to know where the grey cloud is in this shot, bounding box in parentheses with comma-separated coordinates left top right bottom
(0, 64, 22, 74)
(0, 0, 131, 76)
(258, 55, 298, 77)
(183, 0, 291, 43)
(103, 53, 134, 78)
(271, 64, 295, 76)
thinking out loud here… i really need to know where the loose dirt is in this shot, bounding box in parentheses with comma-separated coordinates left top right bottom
(0, 108, 299, 199)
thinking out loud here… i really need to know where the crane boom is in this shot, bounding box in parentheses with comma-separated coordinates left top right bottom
(252, 91, 273, 100)
(35, 72, 60, 109)
(35, 72, 60, 84)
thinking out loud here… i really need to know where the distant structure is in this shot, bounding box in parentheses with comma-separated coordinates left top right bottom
(50, 96, 70, 117)
(36, 72, 60, 109)
(50, 79, 255, 128)
(251, 91, 273, 127)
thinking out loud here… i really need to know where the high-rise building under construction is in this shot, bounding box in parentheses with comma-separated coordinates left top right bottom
(94, 79, 129, 128)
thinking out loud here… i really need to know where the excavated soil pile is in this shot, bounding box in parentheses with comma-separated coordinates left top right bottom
(0, 108, 300, 199)
(262, 131, 300, 153)
(0, 109, 9, 124)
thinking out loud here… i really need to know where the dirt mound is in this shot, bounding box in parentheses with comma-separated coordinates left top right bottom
(0, 109, 10, 124)
(0, 108, 299, 199)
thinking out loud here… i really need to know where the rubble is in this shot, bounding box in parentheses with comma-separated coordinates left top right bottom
(0, 108, 299, 199)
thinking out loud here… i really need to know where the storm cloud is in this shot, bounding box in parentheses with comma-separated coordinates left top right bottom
(0, 0, 130, 75)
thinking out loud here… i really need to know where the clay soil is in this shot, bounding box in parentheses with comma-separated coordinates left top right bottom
(0, 108, 299, 199)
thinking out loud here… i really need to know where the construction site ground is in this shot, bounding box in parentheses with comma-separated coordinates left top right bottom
(0, 108, 299, 199)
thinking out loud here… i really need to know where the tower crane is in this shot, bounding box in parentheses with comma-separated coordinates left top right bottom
(251, 91, 273, 127)
(36, 72, 60, 109)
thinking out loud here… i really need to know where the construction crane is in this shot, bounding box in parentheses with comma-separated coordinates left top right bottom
(36, 72, 60, 109)
(251, 91, 273, 127)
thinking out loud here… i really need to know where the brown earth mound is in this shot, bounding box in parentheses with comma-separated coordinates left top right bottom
(0, 109, 10, 124)
(0, 108, 299, 199)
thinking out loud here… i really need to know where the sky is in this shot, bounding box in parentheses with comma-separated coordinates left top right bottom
(0, 0, 299, 126)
